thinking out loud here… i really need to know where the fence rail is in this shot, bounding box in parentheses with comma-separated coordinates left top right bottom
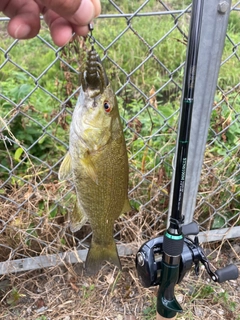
(0, 0, 239, 274)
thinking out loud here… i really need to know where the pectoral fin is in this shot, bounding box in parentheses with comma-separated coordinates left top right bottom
(80, 154, 98, 185)
(59, 152, 72, 180)
(70, 200, 88, 233)
(121, 197, 132, 214)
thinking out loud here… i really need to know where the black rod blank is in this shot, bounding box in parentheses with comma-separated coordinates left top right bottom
(170, 0, 204, 225)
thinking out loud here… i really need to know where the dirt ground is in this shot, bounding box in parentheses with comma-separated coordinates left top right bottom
(0, 240, 239, 320)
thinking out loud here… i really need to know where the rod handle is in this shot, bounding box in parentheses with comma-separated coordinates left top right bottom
(215, 264, 239, 283)
(156, 313, 176, 320)
(157, 261, 183, 318)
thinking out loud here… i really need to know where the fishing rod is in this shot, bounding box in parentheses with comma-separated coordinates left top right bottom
(136, 0, 239, 319)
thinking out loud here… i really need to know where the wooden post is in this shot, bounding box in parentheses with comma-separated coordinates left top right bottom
(156, 313, 176, 320)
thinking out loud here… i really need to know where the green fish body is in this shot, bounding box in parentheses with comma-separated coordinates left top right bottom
(59, 49, 131, 274)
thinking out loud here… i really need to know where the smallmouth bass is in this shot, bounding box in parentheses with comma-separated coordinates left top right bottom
(59, 48, 131, 274)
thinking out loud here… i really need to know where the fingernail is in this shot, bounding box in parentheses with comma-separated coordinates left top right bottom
(14, 24, 31, 39)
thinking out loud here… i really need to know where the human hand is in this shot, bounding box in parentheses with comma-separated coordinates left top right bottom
(0, 0, 101, 46)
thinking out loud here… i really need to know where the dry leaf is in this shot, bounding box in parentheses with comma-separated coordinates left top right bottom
(105, 273, 115, 285)
(70, 282, 79, 292)
(149, 85, 158, 109)
(35, 297, 45, 309)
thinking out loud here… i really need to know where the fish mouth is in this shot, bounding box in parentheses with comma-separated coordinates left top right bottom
(82, 48, 109, 97)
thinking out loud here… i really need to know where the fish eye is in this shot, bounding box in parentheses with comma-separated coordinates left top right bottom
(103, 101, 111, 113)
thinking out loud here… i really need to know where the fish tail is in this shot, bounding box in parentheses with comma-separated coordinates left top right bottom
(85, 240, 121, 275)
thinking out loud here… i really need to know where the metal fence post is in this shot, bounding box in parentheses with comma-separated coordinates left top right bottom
(168, 0, 232, 227)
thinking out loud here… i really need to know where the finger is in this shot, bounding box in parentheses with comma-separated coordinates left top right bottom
(39, 0, 100, 26)
(36, 0, 83, 16)
(8, 13, 41, 39)
(2, 0, 41, 39)
(73, 24, 90, 37)
(44, 14, 90, 46)
(91, 0, 101, 17)
(43, 0, 98, 47)
(67, 0, 101, 25)
(52, 21, 90, 46)
(43, 10, 90, 47)
(42, 9, 71, 46)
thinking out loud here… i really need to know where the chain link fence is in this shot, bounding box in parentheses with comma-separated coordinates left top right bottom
(0, 0, 239, 273)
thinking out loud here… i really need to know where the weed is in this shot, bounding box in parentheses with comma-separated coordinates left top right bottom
(36, 316, 48, 320)
(214, 291, 237, 312)
(6, 287, 25, 306)
(191, 284, 215, 299)
(142, 297, 156, 320)
(82, 284, 95, 300)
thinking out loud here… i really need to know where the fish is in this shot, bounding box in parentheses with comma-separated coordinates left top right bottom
(59, 48, 131, 275)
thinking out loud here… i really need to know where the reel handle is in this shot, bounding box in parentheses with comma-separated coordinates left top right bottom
(215, 264, 239, 283)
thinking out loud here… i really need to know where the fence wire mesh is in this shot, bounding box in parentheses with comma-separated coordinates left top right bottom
(0, 1, 239, 269)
